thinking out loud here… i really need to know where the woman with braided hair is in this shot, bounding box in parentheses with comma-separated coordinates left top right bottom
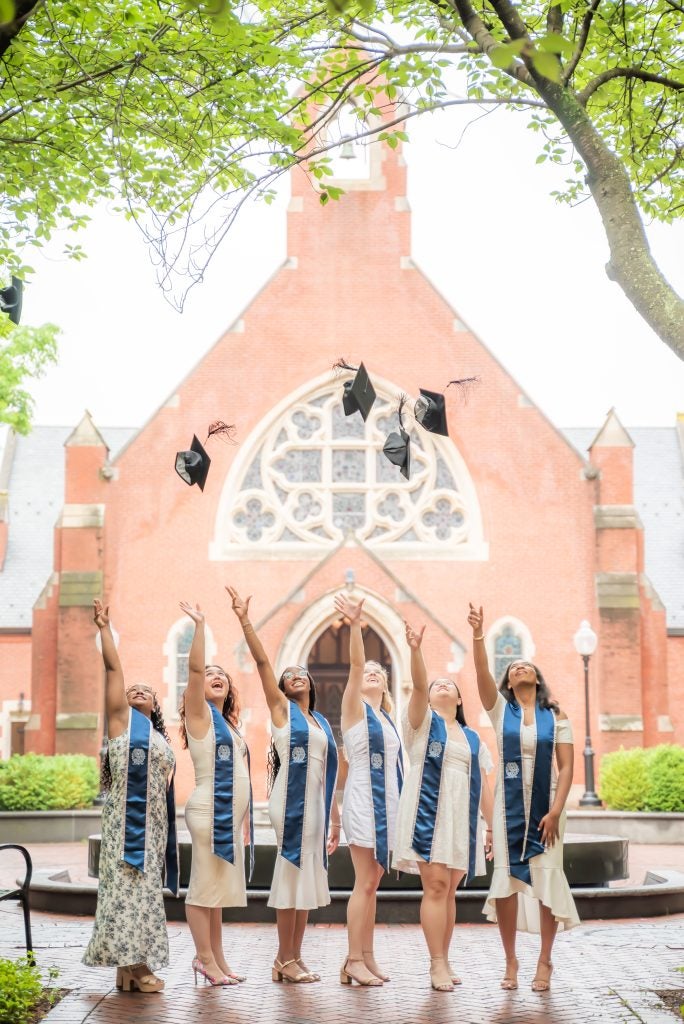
(83, 601, 178, 993)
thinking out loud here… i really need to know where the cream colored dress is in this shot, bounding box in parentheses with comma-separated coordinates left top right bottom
(268, 718, 331, 910)
(484, 692, 580, 932)
(342, 713, 401, 854)
(184, 722, 250, 908)
(393, 707, 493, 875)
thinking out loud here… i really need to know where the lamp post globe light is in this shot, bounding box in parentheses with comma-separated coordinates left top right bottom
(573, 620, 602, 808)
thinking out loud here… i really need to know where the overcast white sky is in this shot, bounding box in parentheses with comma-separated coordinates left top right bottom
(17, 99, 684, 434)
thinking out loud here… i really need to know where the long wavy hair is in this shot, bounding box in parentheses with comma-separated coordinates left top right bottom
(428, 678, 468, 726)
(177, 664, 241, 749)
(100, 693, 170, 793)
(266, 668, 316, 795)
(364, 660, 393, 715)
(498, 661, 560, 713)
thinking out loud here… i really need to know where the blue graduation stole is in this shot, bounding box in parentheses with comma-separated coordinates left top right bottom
(123, 707, 179, 895)
(209, 703, 255, 881)
(502, 700, 555, 885)
(365, 704, 404, 872)
(411, 710, 447, 861)
(412, 711, 482, 873)
(462, 726, 481, 882)
(281, 701, 338, 870)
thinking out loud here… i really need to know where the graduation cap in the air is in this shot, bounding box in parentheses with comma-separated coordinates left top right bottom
(0, 277, 22, 326)
(175, 435, 211, 490)
(335, 359, 377, 421)
(414, 388, 448, 437)
(174, 422, 236, 491)
(382, 395, 411, 480)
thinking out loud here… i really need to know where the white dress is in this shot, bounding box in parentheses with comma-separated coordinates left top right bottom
(393, 707, 493, 875)
(268, 717, 331, 910)
(184, 722, 250, 908)
(484, 692, 580, 933)
(341, 712, 401, 854)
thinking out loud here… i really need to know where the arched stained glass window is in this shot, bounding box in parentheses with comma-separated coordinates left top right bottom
(212, 380, 486, 561)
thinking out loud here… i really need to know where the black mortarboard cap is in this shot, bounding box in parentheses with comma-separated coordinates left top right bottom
(415, 388, 448, 436)
(383, 427, 411, 480)
(342, 362, 376, 421)
(175, 435, 211, 491)
(0, 277, 22, 326)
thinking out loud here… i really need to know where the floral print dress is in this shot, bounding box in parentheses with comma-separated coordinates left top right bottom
(83, 727, 174, 969)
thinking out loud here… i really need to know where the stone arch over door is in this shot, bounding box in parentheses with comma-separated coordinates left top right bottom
(277, 587, 408, 715)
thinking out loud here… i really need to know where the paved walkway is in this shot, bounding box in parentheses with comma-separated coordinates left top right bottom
(2, 843, 684, 1022)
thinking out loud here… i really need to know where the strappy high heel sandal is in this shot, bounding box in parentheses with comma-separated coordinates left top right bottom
(501, 957, 519, 991)
(192, 957, 238, 986)
(447, 962, 463, 985)
(429, 956, 454, 992)
(340, 957, 383, 986)
(532, 960, 553, 992)
(296, 958, 320, 982)
(272, 958, 315, 983)
(116, 966, 164, 993)
(363, 951, 390, 982)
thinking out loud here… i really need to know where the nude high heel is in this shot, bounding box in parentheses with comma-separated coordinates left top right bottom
(272, 958, 314, 983)
(340, 958, 383, 987)
(532, 960, 553, 992)
(501, 957, 519, 991)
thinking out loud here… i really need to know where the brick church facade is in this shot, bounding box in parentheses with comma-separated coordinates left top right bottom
(1, 135, 683, 804)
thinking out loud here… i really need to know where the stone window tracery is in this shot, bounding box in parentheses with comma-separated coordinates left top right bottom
(212, 381, 486, 560)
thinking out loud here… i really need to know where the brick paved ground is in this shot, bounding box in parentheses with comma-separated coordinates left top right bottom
(2, 843, 684, 1023)
(2, 901, 683, 1024)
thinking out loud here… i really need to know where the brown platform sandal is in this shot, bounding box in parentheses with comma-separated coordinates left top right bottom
(116, 966, 164, 993)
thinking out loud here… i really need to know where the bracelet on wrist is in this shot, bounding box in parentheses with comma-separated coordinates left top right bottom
(473, 634, 485, 641)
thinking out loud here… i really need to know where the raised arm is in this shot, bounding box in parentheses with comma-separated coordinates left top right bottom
(337, 594, 366, 732)
(94, 600, 128, 740)
(226, 585, 287, 725)
(179, 602, 210, 734)
(404, 620, 428, 730)
(467, 603, 498, 712)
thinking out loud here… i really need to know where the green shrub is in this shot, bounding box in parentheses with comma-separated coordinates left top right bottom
(598, 747, 651, 811)
(0, 958, 59, 1024)
(0, 753, 98, 811)
(599, 744, 684, 812)
(645, 745, 684, 812)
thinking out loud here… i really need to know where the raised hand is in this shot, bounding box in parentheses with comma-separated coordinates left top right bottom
(180, 601, 205, 625)
(334, 593, 364, 624)
(93, 599, 109, 629)
(404, 620, 426, 649)
(468, 603, 484, 637)
(225, 585, 251, 622)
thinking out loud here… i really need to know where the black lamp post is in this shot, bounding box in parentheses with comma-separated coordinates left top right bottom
(572, 620, 602, 807)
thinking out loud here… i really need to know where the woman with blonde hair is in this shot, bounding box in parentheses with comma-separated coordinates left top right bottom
(393, 620, 494, 992)
(335, 594, 403, 986)
(177, 601, 253, 986)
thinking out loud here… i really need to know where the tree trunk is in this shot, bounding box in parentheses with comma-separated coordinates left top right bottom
(0, 1, 43, 59)
(537, 82, 684, 358)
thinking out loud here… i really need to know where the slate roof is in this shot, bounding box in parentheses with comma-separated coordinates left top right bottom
(564, 427, 684, 631)
(1, 423, 682, 630)
(0, 426, 135, 629)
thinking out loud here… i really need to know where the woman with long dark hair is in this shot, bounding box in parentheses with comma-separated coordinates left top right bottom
(335, 593, 402, 987)
(467, 603, 579, 993)
(227, 584, 340, 984)
(83, 601, 178, 993)
(393, 620, 494, 992)
(177, 601, 252, 986)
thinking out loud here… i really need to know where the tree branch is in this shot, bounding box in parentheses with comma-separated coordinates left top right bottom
(562, 0, 602, 84)
(444, 0, 534, 85)
(0, 0, 42, 59)
(578, 66, 684, 106)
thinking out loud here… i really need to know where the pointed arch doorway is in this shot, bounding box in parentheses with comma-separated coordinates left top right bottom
(305, 622, 392, 746)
